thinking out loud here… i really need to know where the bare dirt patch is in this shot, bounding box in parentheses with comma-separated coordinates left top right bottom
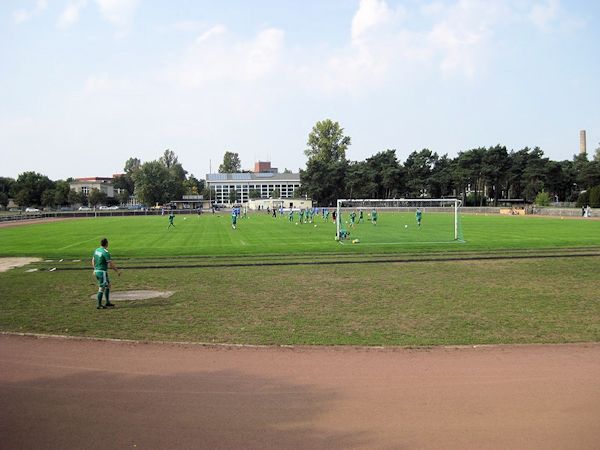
(1, 335, 599, 449)
(88, 290, 174, 301)
(0, 257, 41, 272)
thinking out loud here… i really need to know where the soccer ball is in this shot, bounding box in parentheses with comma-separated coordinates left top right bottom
(352, 239, 360, 244)
(184, 217, 187, 220)
(295, 223, 298, 225)
(404, 224, 407, 228)
(314, 224, 317, 227)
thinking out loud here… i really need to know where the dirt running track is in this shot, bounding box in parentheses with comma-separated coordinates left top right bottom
(1, 335, 599, 450)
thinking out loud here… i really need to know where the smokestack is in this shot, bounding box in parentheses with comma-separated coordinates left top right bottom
(580, 130, 587, 155)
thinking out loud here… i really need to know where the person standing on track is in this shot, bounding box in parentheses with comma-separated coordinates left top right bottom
(92, 238, 120, 309)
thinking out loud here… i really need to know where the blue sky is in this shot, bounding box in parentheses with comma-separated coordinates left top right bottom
(1, 0, 599, 180)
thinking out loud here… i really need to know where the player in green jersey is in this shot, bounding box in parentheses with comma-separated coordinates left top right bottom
(92, 238, 120, 309)
(289, 209, 294, 222)
(358, 209, 364, 223)
(231, 210, 237, 229)
(168, 211, 175, 228)
(371, 209, 378, 225)
(349, 211, 356, 227)
(416, 208, 422, 227)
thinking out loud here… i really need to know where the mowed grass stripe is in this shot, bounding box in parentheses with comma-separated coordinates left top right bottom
(1, 212, 600, 259)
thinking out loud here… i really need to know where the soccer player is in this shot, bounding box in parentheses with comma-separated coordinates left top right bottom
(299, 209, 304, 224)
(168, 211, 175, 228)
(349, 211, 356, 227)
(289, 209, 294, 222)
(231, 210, 237, 229)
(92, 238, 120, 309)
(416, 208, 422, 227)
(371, 208, 378, 225)
(359, 209, 364, 223)
(339, 228, 350, 240)
(324, 209, 330, 222)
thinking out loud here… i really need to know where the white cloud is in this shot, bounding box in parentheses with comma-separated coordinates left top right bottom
(529, 0, 560, 30)
(351, 0, 394, 43)
(168, 26, 285, 89)
(12, 0, 48, 24)
(95, 0, 140, 27)
(57, 0, 88, 28)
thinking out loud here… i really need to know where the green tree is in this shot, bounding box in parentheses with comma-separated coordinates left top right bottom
(183, 174, 204, 195)
(13, 172, 54, 206)
(534, 190, 551, 206)
(124, 157, 141, 174)
(482, 145, 510, 206)
(301, 119, 350, 205)
(429, 155, 454, 198)
(522, 147, 549, 202)
(589, 186, 600, 208)
(404, 149, 438, 197)
(41, 189, 56, 208)
(271, 188, 280, 198)
(0, 192, 9, 209)
(113, 174, 135, 196)
(248, 188, 261, 199)
(301, 157, 348, 206)
(14, 189, 32, 207)
(53, 180, 71, 206)
(305, 119, 350, 163)
(132, 161, 172, 206)
(88, 188, 107, 207)
(68, 189, 85, 206)
(158, 149, 187, 201)
(0, 177, 15, 197)
(219, 151, 242, 173)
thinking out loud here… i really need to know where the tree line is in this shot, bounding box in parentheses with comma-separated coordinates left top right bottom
(3, 127, 600, 210)
(300, 119, 600, 207)
(0, 149, 205, 209)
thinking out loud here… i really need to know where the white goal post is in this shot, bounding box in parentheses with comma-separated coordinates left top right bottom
(335, 198, 463, 241)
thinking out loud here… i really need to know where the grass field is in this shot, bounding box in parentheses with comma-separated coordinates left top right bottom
(1, 211, 600, 258)
(1, 212, 599, 346)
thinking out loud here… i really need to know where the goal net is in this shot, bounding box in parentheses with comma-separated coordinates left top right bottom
(335, 198, 464, 244)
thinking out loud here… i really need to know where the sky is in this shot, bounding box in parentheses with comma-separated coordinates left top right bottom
(1, 0, 599, 180)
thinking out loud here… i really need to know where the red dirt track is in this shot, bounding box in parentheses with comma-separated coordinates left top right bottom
(1, 335, 599, 449)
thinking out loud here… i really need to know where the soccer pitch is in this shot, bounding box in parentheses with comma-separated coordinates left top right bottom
(1, 212, 599, 346)
(1, 212, 599, 258)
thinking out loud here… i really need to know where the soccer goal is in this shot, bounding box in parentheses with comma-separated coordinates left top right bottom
(335, 198, 464, 244)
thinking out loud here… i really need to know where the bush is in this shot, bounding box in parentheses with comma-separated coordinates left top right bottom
(589, 186, 600, 208)
(534, 191, 551, 207)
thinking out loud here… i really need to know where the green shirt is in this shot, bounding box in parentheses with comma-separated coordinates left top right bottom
(93, 247, 111, 271)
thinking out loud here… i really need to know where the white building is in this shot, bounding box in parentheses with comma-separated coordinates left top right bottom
(69, 177, 116, 198)
(206, 171, 301, 205)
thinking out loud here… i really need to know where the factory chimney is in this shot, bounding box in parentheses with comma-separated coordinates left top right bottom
(580, 130, 587, 155)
